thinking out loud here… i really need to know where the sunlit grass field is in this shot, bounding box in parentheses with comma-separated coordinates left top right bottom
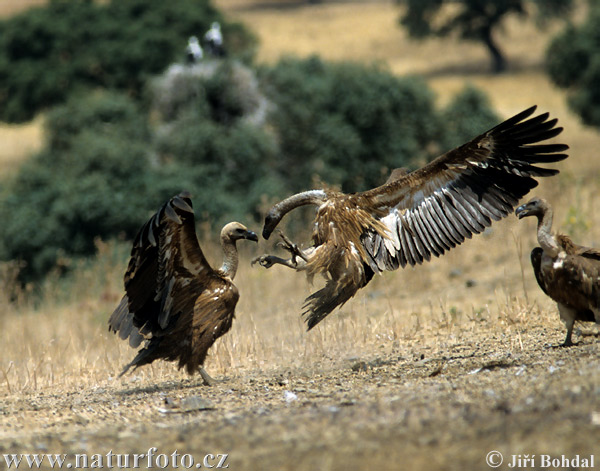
(0, 0, 598, 397)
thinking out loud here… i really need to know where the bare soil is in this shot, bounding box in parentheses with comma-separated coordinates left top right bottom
(1, 323, 598, 471)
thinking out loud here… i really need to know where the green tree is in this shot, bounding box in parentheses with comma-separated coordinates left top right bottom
(151, 60, 282, 223)
(0, 0, 256, 123)
(0, 91, 191, 280)
(546, 3, 600, 127)
(399, 0, 573, 73)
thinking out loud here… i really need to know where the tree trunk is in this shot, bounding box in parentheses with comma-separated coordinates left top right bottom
(481, 27, 506, 74)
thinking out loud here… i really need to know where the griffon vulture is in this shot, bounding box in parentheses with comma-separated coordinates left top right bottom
(253, 106, 569, 329)
(109, 192, 258, 384)
(516, 197, 600, 346)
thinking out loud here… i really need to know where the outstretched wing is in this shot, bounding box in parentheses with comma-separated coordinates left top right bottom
(108, 192, 212, 347)
(360, 106, 568, 271)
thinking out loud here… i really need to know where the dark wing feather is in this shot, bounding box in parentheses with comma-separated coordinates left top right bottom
(531, 244, 598, 324)
(117, 278, 239, 376)
(302, 249, 374, 330)
(577, 249, 600, 262)
(557, 234, 600, 261)
(108, 192, 217, 373)
(530, 247, 550, 297)
(560, 256, 600, 313)
(359, 106, 568, 270)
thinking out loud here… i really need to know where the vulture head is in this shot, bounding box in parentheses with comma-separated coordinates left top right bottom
(262, 211, 281, 240)
(516, 197, 550, 220)
(221, 222, 259, 243)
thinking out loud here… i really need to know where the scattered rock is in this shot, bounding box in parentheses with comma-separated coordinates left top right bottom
(283, 391, 298, 403)
(157, 395, 214, 414)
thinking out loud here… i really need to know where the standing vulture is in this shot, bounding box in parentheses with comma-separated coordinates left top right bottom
(109, 192, 258, 384)
(516, 197, 600, 346)
(253, 106, 569, 329)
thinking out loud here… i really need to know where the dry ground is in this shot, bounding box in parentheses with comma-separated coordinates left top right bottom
(1, 1, 599, 470)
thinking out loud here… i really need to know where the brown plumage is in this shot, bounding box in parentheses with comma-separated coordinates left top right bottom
(253, 106, 569, 329)
(516, 197, 600, 346)
(109, 192, 258, 383)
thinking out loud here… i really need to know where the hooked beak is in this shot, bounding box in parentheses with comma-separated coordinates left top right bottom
(515, 204, 529, 219)
(262, 217, 277, 240)
(245, 230, 259, 242)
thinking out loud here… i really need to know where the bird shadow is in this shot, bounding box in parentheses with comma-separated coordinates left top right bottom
(114, 377, 212, 397)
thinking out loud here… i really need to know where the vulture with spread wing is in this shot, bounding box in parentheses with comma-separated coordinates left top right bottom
(109, 192, 258, 384)
(253, 106, 569, 329)
(516, 197, 600, 346)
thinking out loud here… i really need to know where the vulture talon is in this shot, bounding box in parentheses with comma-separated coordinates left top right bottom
(251, 254, 299, 270)
(276, 231, 307, 263)
(199, 367, 217, 386)
(251, 255, 276, 269)
(551, 341, 576, 349)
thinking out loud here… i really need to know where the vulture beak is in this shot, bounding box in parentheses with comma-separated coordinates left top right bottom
(262, 215, 278, 240)
(515, 204, 530, 219)
(245, 230, 259, 242)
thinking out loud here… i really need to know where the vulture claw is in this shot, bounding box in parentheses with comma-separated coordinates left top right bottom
(199, 367, 217, 386)
(251, 255, 277, 269)
(277, 231, 308, 263)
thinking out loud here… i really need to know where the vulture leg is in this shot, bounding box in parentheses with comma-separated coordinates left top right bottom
(251, 254, 307, 270)
(199, 367, 216, 386)
(593, 308, 600, 324)
(252, 232, 313, 270)
(276, 231, 308, 264)
(557, 304, 577, 347)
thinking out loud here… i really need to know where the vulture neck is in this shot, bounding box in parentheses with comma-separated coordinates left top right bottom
(219, 236, 239, 280)
(536, 205, 560, 257)
(273, 190, 328, 214)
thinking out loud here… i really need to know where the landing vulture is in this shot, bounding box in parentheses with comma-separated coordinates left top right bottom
(253, 106, 569, 329)
(516, 197, 600, 346)
(109, 192, 258, 384)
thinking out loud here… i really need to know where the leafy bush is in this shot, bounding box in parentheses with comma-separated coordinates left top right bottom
(151, 61, 281, 222)
(0, 92, 167, 280)
(439, 85, 500, 150)
(0, 0, 256, 123)
(546, 4, 600, 127)
(260, 56, 441, 193)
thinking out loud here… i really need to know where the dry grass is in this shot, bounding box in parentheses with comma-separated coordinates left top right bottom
(1, 0, 597, 390)
(0, 0, 45, 18)
(0, 2, 599, 468)
(0, 116, 44, 178)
